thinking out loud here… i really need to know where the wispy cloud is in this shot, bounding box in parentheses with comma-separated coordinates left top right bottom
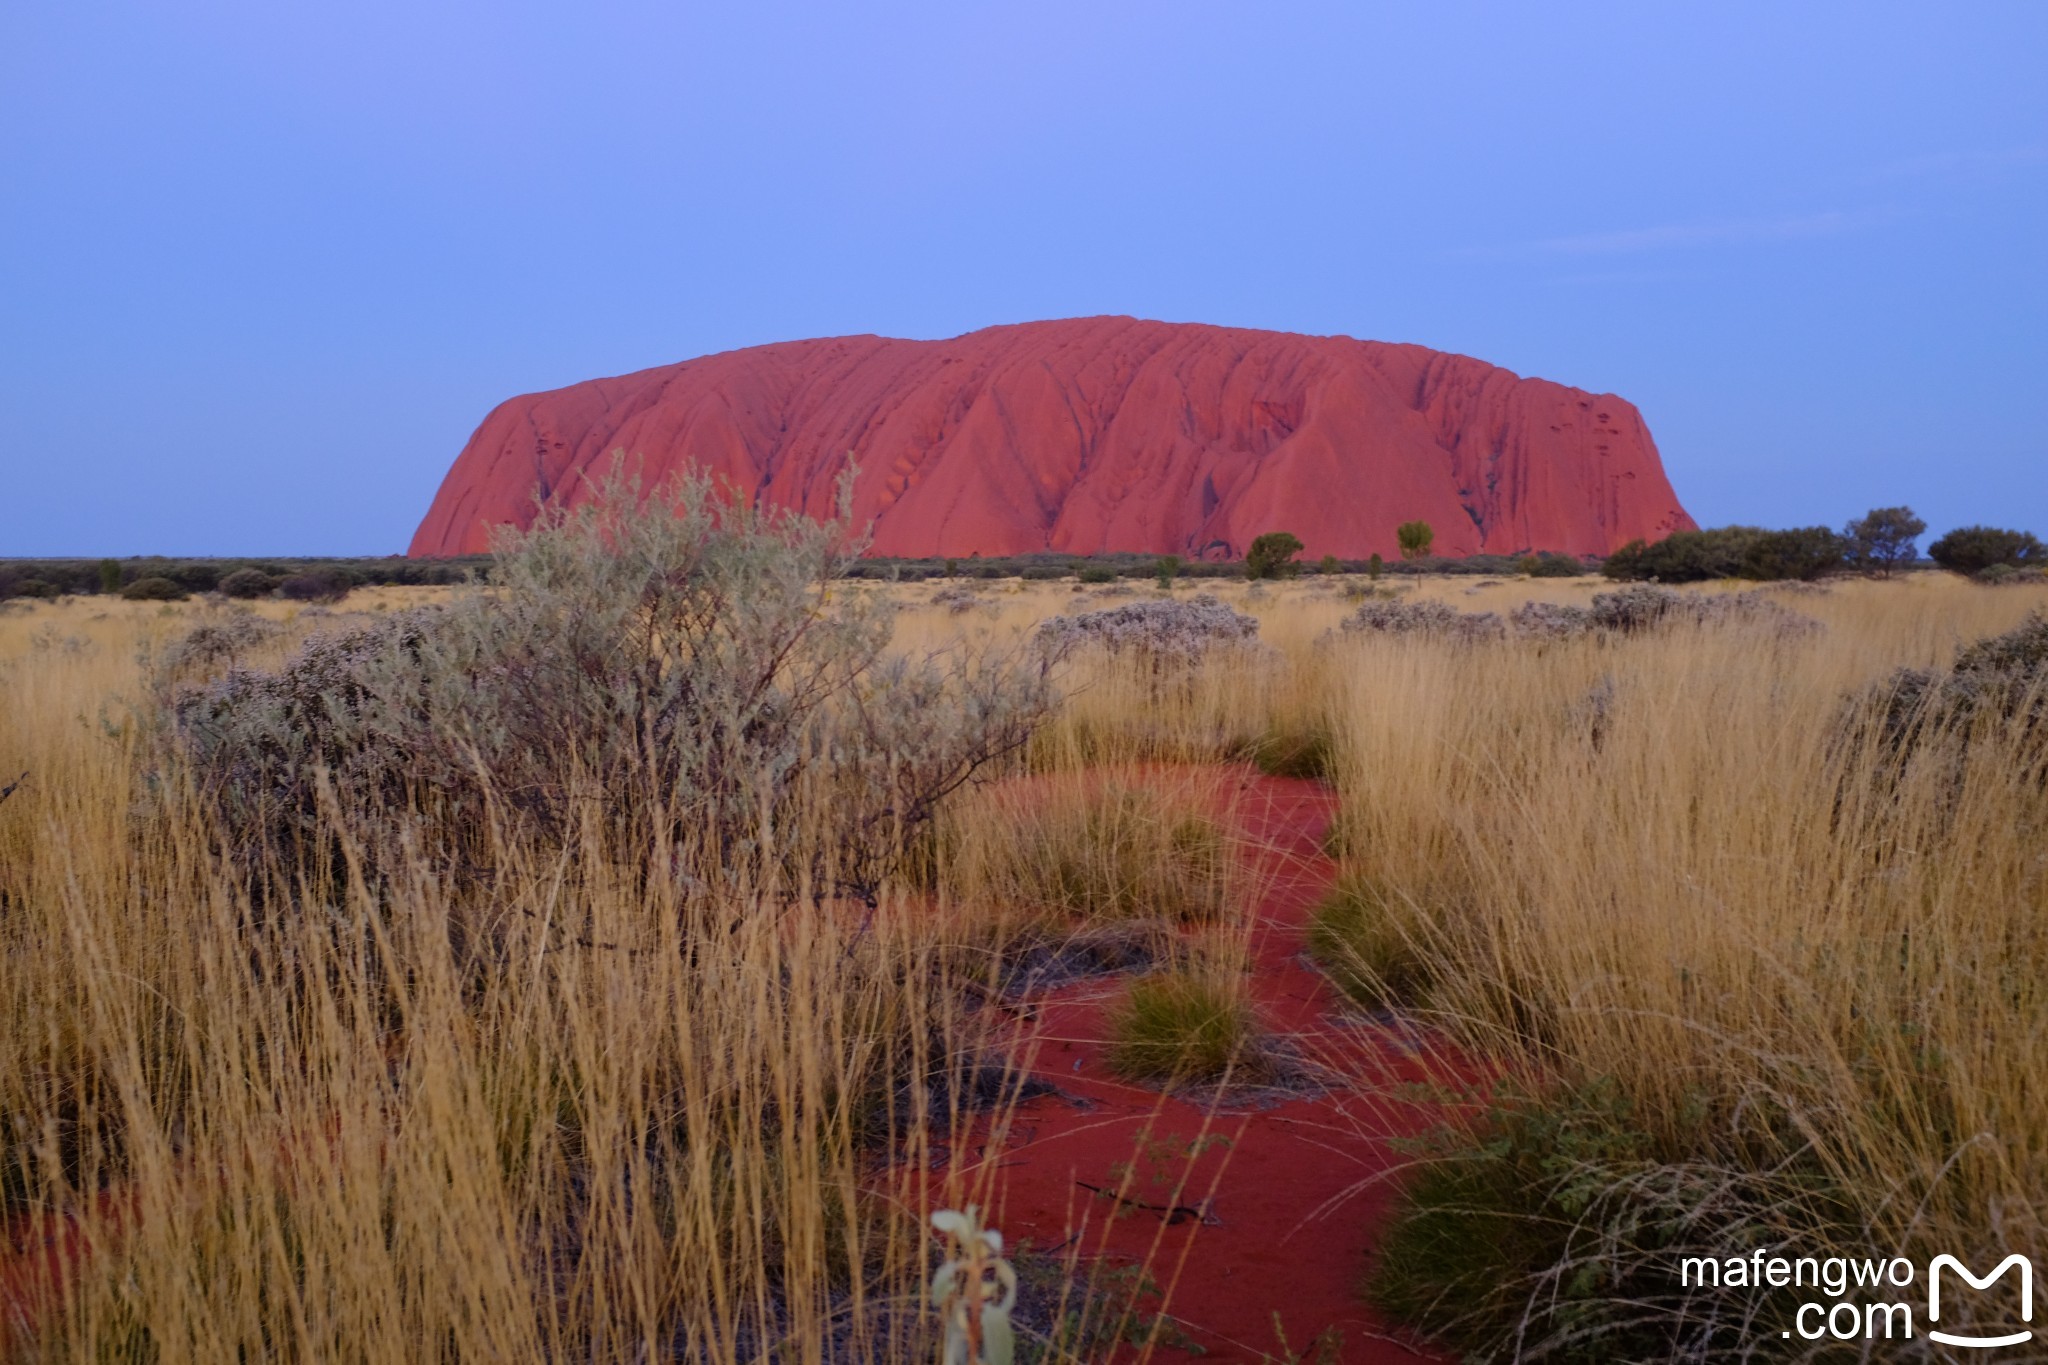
(1454, 208, 1894, 261)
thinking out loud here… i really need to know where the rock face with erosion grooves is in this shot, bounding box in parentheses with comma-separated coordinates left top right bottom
(410, 317, 1694, 559)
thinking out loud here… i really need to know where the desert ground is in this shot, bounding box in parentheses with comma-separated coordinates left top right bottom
(3, 537, 2043, 1362)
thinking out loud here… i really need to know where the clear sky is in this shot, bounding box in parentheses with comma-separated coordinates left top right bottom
(3, 2, 2042, 556)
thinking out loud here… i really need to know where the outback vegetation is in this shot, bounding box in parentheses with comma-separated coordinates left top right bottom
(2, 502, 2044, 1362)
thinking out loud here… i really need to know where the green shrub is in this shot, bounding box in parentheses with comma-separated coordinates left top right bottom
(1078, 565, 1117, 584)
(98, 558, 122, 594)
(1530, 552, 1587, 578)
(1736, 526, 1844, 581)
(120, 576, 187, 602)
(167, 563, 223, 593)
(1367, 1080, 1850, 1362)
(1155, 554, 1182, 589)
(218, 568, 279, 599)
(1928, 525, 2043, 577)
(1602, 527, 1766, 582)
(1107, 970, 1262, 1083)
(6, 578, 60, 600)
(1305, 874, 1431, 1008)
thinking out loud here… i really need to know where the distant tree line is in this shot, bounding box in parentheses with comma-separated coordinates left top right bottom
(1601, 506, 2041, 584)
(5, 505, 2037, 602)
(0, 555, 489, 603)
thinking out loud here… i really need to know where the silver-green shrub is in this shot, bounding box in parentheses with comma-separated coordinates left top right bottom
(1034, 594, 1260, 663)
(173, 467, 1054, 903)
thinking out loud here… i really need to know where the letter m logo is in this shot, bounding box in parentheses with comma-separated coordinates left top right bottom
(1929, 1254, 2034, 1350)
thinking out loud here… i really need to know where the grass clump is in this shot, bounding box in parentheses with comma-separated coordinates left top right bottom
(953, 780, 1238, 927)
(1367, 1080, 1850, 1363)
(1244, 722, 1334, 778)
(1305, 873, 1432, 1009)
(1107, 969, 1263, 1085)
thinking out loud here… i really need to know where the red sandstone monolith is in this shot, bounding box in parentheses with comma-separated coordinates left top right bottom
(410, 317, 1693, 559)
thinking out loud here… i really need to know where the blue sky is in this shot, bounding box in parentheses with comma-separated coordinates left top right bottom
(3, 1, 2042, 555)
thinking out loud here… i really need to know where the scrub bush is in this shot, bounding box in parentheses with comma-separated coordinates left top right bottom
(1035, 595, 1261, 664)
(119, 576, 186, 602)
(277, 569, 353, 603)
(171, 468, 1055, 906)
(218, 568, 279, 598)
(1927, 525, 2043, 577)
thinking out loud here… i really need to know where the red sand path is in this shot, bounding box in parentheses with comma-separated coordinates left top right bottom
(968, 769, 1451, 1364)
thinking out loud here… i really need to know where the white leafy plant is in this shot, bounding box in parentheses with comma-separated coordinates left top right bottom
(930, 1206, 1018, 1365)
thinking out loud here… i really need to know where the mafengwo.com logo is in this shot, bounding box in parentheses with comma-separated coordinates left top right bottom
(1680, 1248, 2033, 1349)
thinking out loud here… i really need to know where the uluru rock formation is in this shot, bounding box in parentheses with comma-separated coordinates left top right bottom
(410, 317, 1694, 560)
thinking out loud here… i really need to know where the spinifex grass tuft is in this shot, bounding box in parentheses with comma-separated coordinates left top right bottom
(1107, 968, 1266, 1085)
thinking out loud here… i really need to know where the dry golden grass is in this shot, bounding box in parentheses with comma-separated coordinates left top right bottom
(895, 570, 2048, 1276)
(1314, 578, 2048, 1267)
(0, 592, 1042, 1363)
(4, 568, 2043, 1359)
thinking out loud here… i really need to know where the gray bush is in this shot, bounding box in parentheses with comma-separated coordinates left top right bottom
(928, 585, 983, 614)
(1331, 585, 1818, 644)
(173, 469, 1055, 904)
(1587, 584, 1819, 636)
(1340, 598, 1507, 641)
(1856, 613, 2048, 759)
(153, 610, 285, 685)
(1034, 594, 1261, 663)
(1507, 601, 1595, 639)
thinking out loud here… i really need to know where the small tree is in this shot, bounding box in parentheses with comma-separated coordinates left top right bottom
(1928, 525, 2043, 577)
(98, 558, 122, 594)
(1396, 521, 1434, 561)
(1368, 553, 1383, 582)
(1318, 553, 1341, 577)
(1245, 532, 1304, 581)
(1843, 506, 1925, 577)
(1156, 554, 1182, 589)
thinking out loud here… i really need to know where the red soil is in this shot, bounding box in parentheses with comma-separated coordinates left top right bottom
(410, 316, 1694, 562)
(966, 768, 1452, 1363)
